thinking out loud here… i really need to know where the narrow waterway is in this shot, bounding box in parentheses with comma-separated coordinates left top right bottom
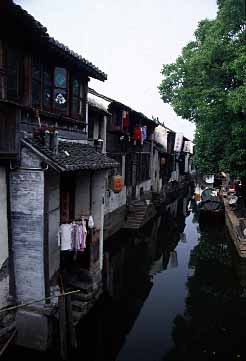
(3, 193, 246, 361)
(73, 195, 246, 361)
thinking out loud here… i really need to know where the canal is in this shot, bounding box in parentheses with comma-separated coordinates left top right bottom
(73, 194, 246, 361)
(3, 192, 246, 360)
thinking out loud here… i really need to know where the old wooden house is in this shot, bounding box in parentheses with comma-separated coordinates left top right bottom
(104, 100, 158, 234)
(0, 0, 119, 351)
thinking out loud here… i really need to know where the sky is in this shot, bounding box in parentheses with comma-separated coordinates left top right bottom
(16, 0, 218, 140)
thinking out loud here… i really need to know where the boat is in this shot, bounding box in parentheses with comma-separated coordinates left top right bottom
(197, 187, 224, 223)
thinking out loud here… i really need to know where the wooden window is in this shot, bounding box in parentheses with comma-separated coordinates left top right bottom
(53, 67, 67, 113)
(6, 47, 21, 99)
(42, 65, 52, 110)
(71, 78, 83, 117)
(31, 60, 86, 120)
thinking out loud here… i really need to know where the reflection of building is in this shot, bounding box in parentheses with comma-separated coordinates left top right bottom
(168, 251, 178, 269)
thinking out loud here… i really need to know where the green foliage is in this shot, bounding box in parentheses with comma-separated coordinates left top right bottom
(159, 0, 246, 177)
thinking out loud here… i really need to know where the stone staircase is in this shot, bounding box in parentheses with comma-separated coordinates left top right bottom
(71, 285, 102, 326)
(123, 201, 156, 230)
(152, 191, 166, 209)
(66, 272, 103, 327)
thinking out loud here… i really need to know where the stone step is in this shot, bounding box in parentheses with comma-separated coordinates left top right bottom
(126, 216, 144, 222)
(125, 219, 143, 224)
(71, 300, 87, 312)
(72, 310, 83, 326)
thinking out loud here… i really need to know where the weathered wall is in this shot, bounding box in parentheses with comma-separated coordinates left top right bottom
(92, 171, 106, 228)
(92, 171, 107, 269)
(10, 147, 45, 302)
(46, 170, 60, 280)
(103, 205, 127, 240)
(136, 179, 152, 199)
(0, 167, 8, 269)
(152, 149, 162, 192)
(104, 186, 127, 215)
(75, 172, 90, 217)
(185, 154, 189, 173)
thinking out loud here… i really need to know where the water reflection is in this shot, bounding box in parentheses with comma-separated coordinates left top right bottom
(163, 224, 246, 360)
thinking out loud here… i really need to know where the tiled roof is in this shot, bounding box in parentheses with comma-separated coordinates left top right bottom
(3, 1, 107, 81)
(108, 101, 158, 127)
(23, 138, 119, 171)
(88, 95, 111, 115)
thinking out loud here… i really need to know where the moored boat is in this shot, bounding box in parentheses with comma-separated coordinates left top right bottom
(197, 188, 224, 223)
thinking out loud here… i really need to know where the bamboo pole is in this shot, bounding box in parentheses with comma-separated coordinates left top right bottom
(0, 290, 80, 314)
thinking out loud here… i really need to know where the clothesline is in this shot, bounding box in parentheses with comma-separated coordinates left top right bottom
(58, 215, 95, 252)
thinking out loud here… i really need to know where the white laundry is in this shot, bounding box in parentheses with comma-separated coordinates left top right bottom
(88, 215, 94, 228)
(58, 223, 72, 250)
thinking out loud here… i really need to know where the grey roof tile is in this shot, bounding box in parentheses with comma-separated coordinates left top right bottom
(23, 138, 119, 171)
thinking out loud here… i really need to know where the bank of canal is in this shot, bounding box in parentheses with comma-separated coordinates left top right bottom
(3, 194, 246, 360)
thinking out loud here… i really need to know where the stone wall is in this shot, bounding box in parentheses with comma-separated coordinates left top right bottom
(10, 147, 45, 303)
(0, 167, 8, 269)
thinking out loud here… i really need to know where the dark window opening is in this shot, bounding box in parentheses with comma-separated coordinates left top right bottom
(71, 78, 82, 117)
(88, 117, 94, 140)
(43, 66, 52, 110)
(136, 153, 150, 183)
(7, 47, 21, 99)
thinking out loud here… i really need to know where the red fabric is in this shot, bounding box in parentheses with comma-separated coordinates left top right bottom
(122, 111, 129, 129)
(133, 127, 142, 141)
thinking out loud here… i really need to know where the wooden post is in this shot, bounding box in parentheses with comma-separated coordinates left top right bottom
(66, 294, 77, 351)
(59, 295, 67, 360)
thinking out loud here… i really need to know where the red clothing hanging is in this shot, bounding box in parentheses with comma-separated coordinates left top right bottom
(133, 127, 142, 141)
(122, 111, 129, 129)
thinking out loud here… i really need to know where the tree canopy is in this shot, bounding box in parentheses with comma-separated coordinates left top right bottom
(159, 0, 246, 177)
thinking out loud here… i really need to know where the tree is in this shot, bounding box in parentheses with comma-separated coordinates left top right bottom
(159, 0, 246, 179)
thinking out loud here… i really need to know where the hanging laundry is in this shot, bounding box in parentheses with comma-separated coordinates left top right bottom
(142, 126, 147, 141)
(79, 218, 87, 251)
(88, 215, 94, 228)
(58, 223, 73, 251)
(122, 110, 129, 130)
(133, 127, 142, 142)
(71, 222, 78, 251)
(140, 127, 147, 145)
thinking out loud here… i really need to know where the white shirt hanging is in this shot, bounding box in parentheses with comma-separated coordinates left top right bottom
(88, 215, 94, 228)
(58, 223, 73, 250)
